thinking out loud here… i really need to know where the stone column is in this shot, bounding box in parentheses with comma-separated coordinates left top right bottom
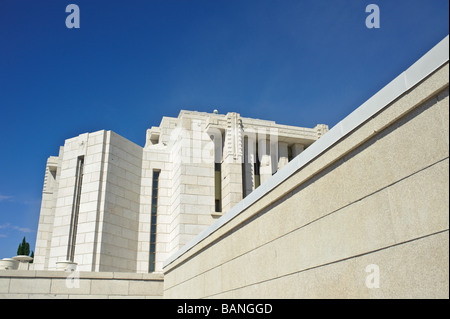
(291, 143, 304, 158)
(242, 136, 256, 198)
(278, 142, 289, 170)
(221, 113, 244, 213)
(259, 139, 272, 185)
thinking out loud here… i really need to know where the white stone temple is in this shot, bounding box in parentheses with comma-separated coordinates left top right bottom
(33, 110, 328, 273)
(2, 36, 447, 298)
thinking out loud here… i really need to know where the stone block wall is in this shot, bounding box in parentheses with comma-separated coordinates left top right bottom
(0, 270, 163, 299)
(45, 130, 110, 271)
(163, 59, 449, 298)
(96, 132, 143, 272)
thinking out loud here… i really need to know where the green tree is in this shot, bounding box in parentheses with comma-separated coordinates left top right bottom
(17, 236, 30, 256)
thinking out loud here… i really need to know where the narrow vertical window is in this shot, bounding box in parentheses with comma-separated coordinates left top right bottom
(210, 133, 223, 213)
(149, 170, 160, 272)
(241, 162, 247, 199)
(242, 136, 249, 198)
(254, 142, 261, 189)
(214, 163, 222, 212)
(67, 156, 84, 262)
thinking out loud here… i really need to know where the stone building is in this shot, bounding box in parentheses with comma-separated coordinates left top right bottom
(33, 111, 328, 273)
(2, 35, 444, 299)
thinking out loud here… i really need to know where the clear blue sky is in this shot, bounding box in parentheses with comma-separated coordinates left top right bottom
(0, 0, 448, 258)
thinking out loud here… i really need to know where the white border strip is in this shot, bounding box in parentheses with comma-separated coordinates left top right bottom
(163, 35, 449, 269)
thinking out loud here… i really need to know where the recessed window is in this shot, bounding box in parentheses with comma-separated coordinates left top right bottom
(214, 163, 222, 212)
(149, 170, 160, 272)
(67, 156, 84, 262)
(254, 142, 261, 189)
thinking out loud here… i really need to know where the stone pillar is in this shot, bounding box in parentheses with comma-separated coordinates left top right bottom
(291, 143, 304, 158)
(221, 113, 244, 213)
(270, 138, 278, 175)
(242, 136, 256, 198)
(278, 142, 289, 170)
(259, 139, 272, 185)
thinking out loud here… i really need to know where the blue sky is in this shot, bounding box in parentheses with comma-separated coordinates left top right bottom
(0, 0, 448, 258)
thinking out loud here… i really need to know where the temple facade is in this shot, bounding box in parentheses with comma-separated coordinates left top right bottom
(5, 35, 447, 299)
(33, 110, 328, 273)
